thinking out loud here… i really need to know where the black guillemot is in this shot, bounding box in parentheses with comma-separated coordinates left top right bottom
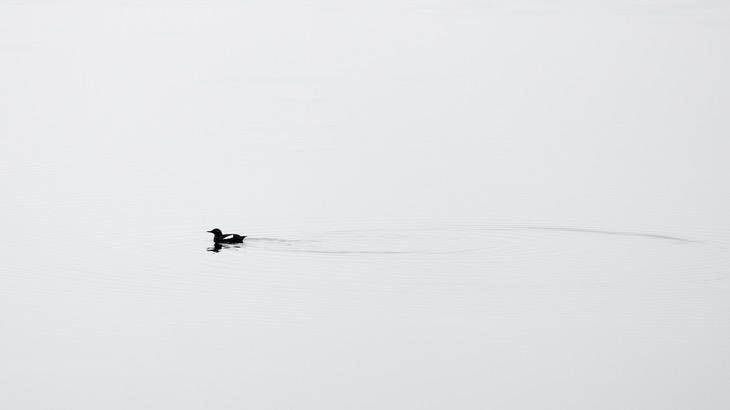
(207, 228, 246, 244)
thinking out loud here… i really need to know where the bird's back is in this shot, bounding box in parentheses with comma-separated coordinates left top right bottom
(221, 234, 246, 244)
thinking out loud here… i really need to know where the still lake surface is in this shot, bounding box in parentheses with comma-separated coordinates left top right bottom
(2, 1, 730, 409)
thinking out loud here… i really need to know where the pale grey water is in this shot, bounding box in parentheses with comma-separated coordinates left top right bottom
(2, 1, 730, 409)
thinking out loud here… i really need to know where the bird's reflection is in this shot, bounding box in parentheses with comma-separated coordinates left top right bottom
(207, 243, 223, 253)
(207, 243, 244, 253)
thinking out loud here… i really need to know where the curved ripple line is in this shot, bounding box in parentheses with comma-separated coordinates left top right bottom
(229, 224, 713, 259)
(517, 225, 700, 244)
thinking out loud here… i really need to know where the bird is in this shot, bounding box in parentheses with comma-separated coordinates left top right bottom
(207, 228, 246, 244)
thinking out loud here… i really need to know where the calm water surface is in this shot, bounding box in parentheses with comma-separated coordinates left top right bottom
(2, 1, 730, 409)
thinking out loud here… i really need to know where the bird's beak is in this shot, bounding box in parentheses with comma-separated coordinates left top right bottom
(207, 230, 214, 233)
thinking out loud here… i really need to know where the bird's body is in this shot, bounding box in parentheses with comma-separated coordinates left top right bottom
(207, 228, 246, 244)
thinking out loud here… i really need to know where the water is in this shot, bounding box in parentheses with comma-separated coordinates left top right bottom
(2, 1, 730, 409)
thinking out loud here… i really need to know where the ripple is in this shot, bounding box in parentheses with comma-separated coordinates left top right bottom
(517, 225, 700, 243)
(235, 224, 713, 256)
(202, 223, 730, 286)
